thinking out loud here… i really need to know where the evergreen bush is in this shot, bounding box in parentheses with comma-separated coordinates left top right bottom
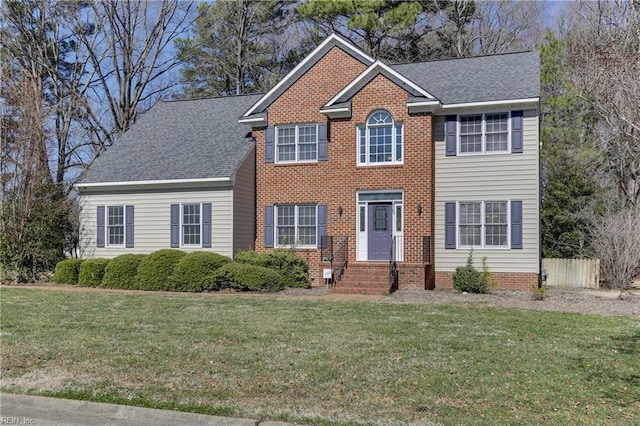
(136, 249, 186, 291)
(235, 249, 310, 288)
(169, 252, 232, 292)
(211, 262, 284, 292)
(78, 258, 110, 287)
(452, 250, 491, 294)
(54, 259, 85, 284)
(102, 254, 147, 289)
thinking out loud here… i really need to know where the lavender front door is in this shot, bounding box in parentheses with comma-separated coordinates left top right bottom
(368, 203, 392, 261)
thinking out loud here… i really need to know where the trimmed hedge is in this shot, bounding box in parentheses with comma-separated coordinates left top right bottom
(78, 258, 110, 287)
(235, 249, 310, 288)
(212, 262, 284, 293)
(54, 259, 85, 284)
(169, 252, 232, 292)
(136, 249, 186, 291)
(102, 254, 147, 289)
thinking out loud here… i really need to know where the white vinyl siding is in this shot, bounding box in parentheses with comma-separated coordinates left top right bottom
(232, 147, 256, 255)
(79, 189, 234, 258)
(434, 107, 539, 273)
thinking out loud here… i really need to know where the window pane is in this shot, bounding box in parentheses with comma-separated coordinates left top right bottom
(395, 124, 403, 161)
(395, 205, 402, 232)
(107, 206, 124, 246)
(182, 204, 201, 245)
(460, 115, 482, 153)
(459, 202, 481, 246)
(298, 125, 317, 161)
(485, 201, 507, 246)
(359, 206, 365, 232)
(368, 111, 392, 125)
(277, 126, 296, 162)
(359, 126, 366, 163)
(485, 113, 509, 152)
(297, 206, 316, 245)
(369, 126, 392, 163)
(277, 205, 295, 246)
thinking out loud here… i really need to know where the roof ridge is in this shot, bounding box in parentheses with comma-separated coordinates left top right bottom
(391, 50, 538, 67)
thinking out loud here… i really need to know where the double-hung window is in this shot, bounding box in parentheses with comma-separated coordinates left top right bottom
(458, 201, 508, 248)
(276, 124, 317, 162)
(276, 205, 317, 247)
(358, 110, 403, 165)
(182, 203, 201, 246)
(459, 112, 509, 154)
(107, 206, 125, 246)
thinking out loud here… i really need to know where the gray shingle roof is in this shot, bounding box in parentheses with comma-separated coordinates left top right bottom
(78, 94, 262, 185)
(392, 51, 540, 104)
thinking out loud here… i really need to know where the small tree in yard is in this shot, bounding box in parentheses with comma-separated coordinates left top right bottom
(589, 208, 640, 289)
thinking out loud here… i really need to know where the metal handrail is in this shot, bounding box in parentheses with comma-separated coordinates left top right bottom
(389, 236, 398, 291)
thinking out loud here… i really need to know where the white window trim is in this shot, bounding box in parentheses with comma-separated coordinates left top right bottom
(457, 111, 511, 156)
(457, 200, 510, 249)
(357, 111, 404, 166)
(274, 204, 318, 249)
(105, 205, 126, 248)
(180, 202, 203, 248)
(275, 123, 318, 164)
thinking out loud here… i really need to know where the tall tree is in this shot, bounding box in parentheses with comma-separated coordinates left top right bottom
(565, 0, 640, 210)
(72, 0, 194, 147)
(176, 0, 289, 98)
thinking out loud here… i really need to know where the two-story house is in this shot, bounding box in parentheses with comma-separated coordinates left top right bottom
(239, 34, 540, 293)
(77, 34, 540, 294)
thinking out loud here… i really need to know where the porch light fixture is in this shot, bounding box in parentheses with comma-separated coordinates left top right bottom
(337, 205, 343, 217)
(417, 203, 423, 216)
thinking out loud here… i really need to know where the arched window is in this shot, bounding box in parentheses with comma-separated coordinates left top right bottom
(358, 110, 403, 165)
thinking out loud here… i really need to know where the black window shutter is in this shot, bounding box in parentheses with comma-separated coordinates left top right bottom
(318, 123, 328, 161)
(317, 205, 327, 247)
(96, 206, 105, 248)
(511, 200, 523, 249)
(202, 203, 212, 248)
(445, 202, 456, 249)
(125, 205, 134, 248)
(265, 127, 274, 163)
(511, 110, 523, 153)
(170, 204, 180, 248)
(264, 205, 274, 248)
(445, 115, 457, 157)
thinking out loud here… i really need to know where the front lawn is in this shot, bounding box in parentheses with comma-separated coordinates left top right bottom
(1, 287, 638, 425)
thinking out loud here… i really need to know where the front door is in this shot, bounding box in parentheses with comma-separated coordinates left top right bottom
(367, 203, 392, 261)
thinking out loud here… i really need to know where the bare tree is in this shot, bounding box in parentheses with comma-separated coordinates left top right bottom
(72, 0, 194, 147)
(566, 0, 640, 210)
(590, 208, 640, 289)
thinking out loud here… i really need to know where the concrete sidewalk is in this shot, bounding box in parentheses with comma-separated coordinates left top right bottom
(0, 394, 301, 426)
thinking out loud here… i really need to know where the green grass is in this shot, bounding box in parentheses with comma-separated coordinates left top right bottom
(1, 287, 638, 425)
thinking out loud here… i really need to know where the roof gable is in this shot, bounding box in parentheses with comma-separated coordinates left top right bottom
(321, 60, 437, 113)
(239, 34, 374, 121)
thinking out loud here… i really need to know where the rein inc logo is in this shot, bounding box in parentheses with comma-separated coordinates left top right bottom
(0, 418, 35, 425)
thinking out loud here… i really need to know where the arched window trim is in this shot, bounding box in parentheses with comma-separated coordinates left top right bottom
(358, 109, 403, 165)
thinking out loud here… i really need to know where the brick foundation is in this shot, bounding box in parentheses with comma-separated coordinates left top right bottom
(435, 271, 539, 291)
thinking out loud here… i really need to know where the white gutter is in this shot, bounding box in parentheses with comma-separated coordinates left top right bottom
(441, 97, 539, 109)
(76, 177, 231, 188)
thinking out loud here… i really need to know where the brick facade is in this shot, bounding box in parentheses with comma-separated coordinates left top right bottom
(435, 271, 539, 291)
(253, 46, 435, 289)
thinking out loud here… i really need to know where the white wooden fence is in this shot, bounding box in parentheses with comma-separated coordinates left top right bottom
(542, 258, 600, 288)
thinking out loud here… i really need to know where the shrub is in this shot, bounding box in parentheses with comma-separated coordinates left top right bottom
(78, 258, 110, 287)
(211, 262, 284, 292)
(136, 249, 186, 291)
(169, 252, 232, 292)
(453, 250, 491, 294)
(235, 249, 310, 288)
(102, 254, 148, 289)
(54, 259, 85, 284)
